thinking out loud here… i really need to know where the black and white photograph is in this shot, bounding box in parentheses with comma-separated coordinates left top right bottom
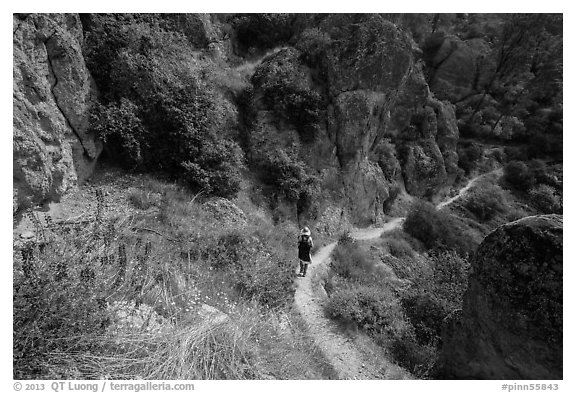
(9, 5, 565, 389)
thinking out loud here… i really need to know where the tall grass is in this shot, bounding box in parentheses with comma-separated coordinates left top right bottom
(13, 181, 331, 379)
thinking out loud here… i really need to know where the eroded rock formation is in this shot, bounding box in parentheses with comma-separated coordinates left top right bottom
(249, 14, 460, 224)
(438, 215, 563, 379)
(13, 13, 101, 211)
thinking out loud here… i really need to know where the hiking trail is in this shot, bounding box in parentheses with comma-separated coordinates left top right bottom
(294, 169, 501, 379)
(293, 218, 410, 380)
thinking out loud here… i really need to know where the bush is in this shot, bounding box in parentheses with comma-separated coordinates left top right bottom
(400, 251, 469, 342)
(503, 161, 535, 191)
(86, 20, 245, 199)
(252, 50, 323, 143)
(326, 284, 411, 339)
(331, 241, 381, 283)
(403, 201, 477, 256)
(529, 184, 562, 214)
(260, 149, 318, 203)
(458, 143, 483, 174)
(384, 237, 415, 259)
(463, 184, 507, 221)
(208, 230, 295, 309)
(90, 99, 147, 168)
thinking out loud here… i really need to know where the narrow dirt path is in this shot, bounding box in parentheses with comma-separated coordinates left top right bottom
(437, 168, 503, 210)
(293, 218, 410, 380)
(294, 168, 504, 379)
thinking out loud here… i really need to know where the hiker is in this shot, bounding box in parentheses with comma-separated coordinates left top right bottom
(298, 227, 314, 277)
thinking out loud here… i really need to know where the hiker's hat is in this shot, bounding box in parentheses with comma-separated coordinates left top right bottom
(301, 227, 311, 236)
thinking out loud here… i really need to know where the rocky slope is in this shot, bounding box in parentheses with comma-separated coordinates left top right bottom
(13, 13, 462, 226)
(437, 214, 563, 379)
(13, 14, 101, 212)
(247, 14, 459, 227)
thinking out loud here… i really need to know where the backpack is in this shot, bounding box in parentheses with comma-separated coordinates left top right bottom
(299, 235, 312, 252)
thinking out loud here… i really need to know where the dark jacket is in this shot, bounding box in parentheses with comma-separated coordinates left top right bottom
(298, 235, 313, 262)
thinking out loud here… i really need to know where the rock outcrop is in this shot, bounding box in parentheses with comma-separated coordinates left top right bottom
(438, 215, 563, 379)
(13, 14, 101, 211)
(248, 14, 461, 225)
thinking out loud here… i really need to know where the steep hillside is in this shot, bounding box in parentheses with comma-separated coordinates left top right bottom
(13, 13, 463, 231)
(13, 13, 563, 381)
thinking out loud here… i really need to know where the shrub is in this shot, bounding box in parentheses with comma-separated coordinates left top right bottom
(529, 184, 562, 214)
(383, 237, 415, 259)
(463, 184, 507, 221)
(457, 143, 483, 174)
(403, 201, 477, 256)
(331, 242, 379, 283)
(252, 50, 323, 143)
(260, 149, 318, 203)
(86, 20, 245, 199)
(90, 99, 147, 168)
(326, 284, 411, 339)
(390, 334, 437, 377)
(400, 250, 469, 341)
(503, 161, 535, 191)
(207, 230, 295, 309)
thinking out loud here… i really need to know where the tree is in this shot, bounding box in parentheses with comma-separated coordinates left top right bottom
(466, 14, 562, 130)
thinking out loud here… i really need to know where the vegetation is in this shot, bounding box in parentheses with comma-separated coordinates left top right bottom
(463, 184, 507, 222)
(84, 16, 245, 198)
(14, 182, 334, 379)
(503, 160, 535, 191)
(457, 143, 483, 175)
(403, 201, 479, 256)
(252, 49, 324, 144)
(14, 12, 562, 380)
(325, 237, 471, 378)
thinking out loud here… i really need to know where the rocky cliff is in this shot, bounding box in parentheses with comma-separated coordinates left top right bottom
(13, 13, 461, 226)
(425, 35, 491, 102)
(248, 14, 460, 226)
(13, 13, 101, 211)
(437, 215, 563, 379)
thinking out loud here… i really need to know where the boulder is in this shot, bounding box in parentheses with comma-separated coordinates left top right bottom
(438, 215, 563, 379)
(13, 14, 101, 211)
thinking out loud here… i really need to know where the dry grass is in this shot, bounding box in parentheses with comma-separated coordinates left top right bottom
(14, 174, 336, 380)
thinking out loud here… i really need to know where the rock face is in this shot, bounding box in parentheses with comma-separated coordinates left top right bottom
(249, 14, 460, 225)
(438, 215, 563, 379)
(13, 14, 101, 211)
(426, 35, 491, 102)
(389, 63, 460, 200)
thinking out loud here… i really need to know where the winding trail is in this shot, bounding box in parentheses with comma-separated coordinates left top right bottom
(294, 170, 502, 379)
(437, 168, 503, 210)
(293, 218, 410, 380)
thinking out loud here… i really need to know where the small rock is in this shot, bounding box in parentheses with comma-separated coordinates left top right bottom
(20, 231, 34, 239)
(198, 303, 229, 324)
